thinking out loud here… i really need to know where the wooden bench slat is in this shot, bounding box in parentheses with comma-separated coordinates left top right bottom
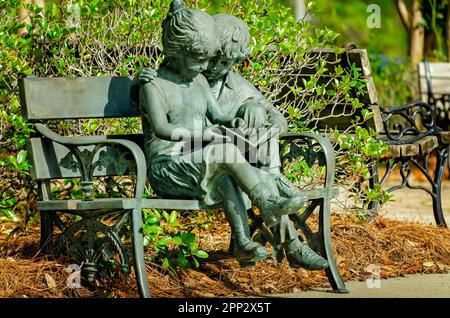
(142, 198, 204, 210)
(37, 198, 136, 211)
(37, 187, 339, 213)
(418, 62, 450, 78)
(438, 131, 450, 144)
(381, 135, 439, 157)
(419, 77, 450, 95)
(418, 62, 450, 98)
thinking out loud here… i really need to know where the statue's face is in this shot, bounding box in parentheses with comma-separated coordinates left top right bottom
(177, 53, 210, 80)
(204, 54, 235, 81)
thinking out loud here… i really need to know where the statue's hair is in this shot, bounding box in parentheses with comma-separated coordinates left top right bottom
(213, 14, 251, 61)
(162, 0, 218, 60)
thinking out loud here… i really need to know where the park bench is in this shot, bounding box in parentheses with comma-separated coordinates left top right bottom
(418, 61, 450, 130)
(418, 61, 450, 171)
(297, 48, 450, 227)
(19, 75, 347, 298)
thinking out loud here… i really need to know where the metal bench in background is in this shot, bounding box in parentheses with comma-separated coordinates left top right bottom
(305, 49, 449, 227)
(419, 61, 450, 172)
(419, 61, 450, 130)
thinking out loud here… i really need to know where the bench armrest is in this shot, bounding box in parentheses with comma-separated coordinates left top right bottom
(380, 101, 442, 145)
(279, 132, 336, 189)
(34, 123, 146, 199)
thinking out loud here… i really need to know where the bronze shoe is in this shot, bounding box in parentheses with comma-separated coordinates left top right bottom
(274, 174, 302, 198)
(234, 237, 267, 268)
(285, 239, 329, 270)
(259, 195, 306, 227)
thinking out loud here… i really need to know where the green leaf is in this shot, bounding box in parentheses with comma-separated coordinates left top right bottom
(169, 211, 177, 225)
(151, 209, 161, 218)
(177, 254, 189, 268)
(193, 257, 200, 268)
(0, 208, 20, 222)
(158, 236, 171, 246)
(172, 236, 182, 246)
(145, 225, 163, 235)
(143, 236, 150, 247)
(195, 250, 208, 259)
(145, 215, 159, 224)
(181, 232, 196, 245)
(162, 210, 170, 222)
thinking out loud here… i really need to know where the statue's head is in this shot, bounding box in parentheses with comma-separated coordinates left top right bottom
(204, 14, 251, 81)
(162, 0, 219, 80)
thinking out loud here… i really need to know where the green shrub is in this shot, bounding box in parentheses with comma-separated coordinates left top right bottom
(142, 209, 208, 273)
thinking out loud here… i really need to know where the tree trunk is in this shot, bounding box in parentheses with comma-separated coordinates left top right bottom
(396, 0, 411, 30)
(409, 0, 425, 67)
(396, 0, 425, 66)
(288, 0, 308, 22)
(447, 0, 450, 61)
(17, 0, 46, 37)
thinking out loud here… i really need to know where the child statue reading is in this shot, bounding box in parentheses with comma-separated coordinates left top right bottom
(138, 0, 328, 270)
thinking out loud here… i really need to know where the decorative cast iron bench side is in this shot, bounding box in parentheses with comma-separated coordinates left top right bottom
(303, 48, 449, 227)
(20, 75, 347, 298)
(240, 131, 346, 293)
(279, 132, 346, 293)
(20, 76, 151, 297)
(32, 124, 150, 297)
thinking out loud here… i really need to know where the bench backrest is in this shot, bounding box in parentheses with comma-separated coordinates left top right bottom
(20, 50, 386, 181)
(294, 49, 443, 146)
(418, 62, 450, 101)
(293, 48, 383, 134)
(21, 51, 382, 180)
(19, 76, 141, 181)
(418, 62, 450, 129)
(20, 76, 138, 120)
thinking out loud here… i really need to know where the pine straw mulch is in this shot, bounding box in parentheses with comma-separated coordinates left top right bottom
(0, 214, 449, 298)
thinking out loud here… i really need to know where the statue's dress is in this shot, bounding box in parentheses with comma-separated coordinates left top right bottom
(140, 72, 229, 205)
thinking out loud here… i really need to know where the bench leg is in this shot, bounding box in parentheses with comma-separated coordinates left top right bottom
(243, 200, 347, 293)
(38, 181, 55, 250)
(131, 207, 151, 298)
(402, 148, 448, 227)
(448, 145, 450, 172)
(293, 199, 348, 293)
(39, 211, 54, 250)
(319, 198, 348, 293)
(431, 147, 449, 227)
(368, 163, 379, 212)
(370, 149, 448, 228)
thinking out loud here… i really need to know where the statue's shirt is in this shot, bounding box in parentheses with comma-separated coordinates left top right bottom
(140, 73, 211, 164)
(211, 71, 287, 131)
(213, 71, 272, 121)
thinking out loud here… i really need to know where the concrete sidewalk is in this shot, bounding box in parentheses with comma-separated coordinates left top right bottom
(380, 180, 450, 225)
(279, 184, 450, 299)
(273, 273, 450, 298)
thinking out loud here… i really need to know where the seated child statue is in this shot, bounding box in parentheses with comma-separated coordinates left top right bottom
(136, 0, 329, 270)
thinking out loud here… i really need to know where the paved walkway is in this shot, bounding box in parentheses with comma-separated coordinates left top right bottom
(379, 180, 450, 225)
(333, 181, 450, 225)
(274, 273, 450, 298)
(290, 181, 450, 298)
